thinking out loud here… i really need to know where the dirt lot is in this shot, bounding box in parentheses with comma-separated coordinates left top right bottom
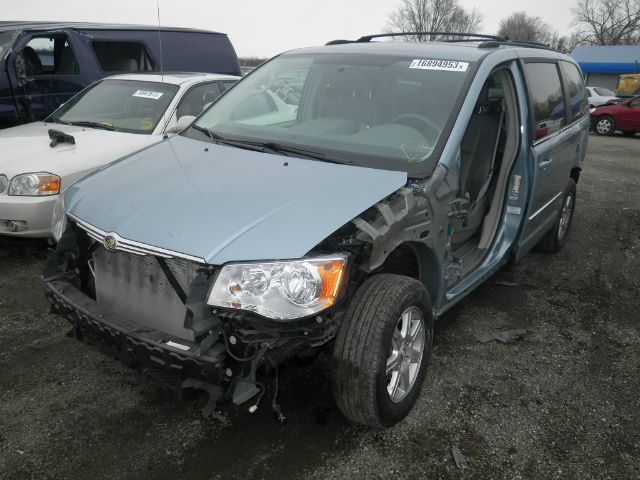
(1, 134, 638, 480)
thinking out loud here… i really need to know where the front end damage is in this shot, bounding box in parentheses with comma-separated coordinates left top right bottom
(44, 222, 352, 417)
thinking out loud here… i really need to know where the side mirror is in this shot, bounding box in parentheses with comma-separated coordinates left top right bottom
(166, 115, 196, 134)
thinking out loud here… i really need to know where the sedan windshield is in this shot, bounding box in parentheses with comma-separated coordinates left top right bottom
(50, 79, 179, 134)
(192, 53, 473, 173)
(594, 87, 615, 97)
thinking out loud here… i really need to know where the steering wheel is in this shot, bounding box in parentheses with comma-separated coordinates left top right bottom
(390, 113, 441, 137)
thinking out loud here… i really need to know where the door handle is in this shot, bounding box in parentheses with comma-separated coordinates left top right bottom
(539, 158, 553, 169)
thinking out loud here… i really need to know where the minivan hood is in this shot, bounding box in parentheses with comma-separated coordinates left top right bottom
(65, 135, 408, 265)
(0, 122, 157, 187)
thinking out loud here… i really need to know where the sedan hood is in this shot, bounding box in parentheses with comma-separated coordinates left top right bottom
(0, 122, 157, 188)
(65, 135, 408, 265)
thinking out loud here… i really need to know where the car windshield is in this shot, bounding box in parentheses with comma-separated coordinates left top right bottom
(594, 87, 615, 97)
(0, 30, 20, 61)
(192, 53, 474, 172)
(50, 79, 179, 134)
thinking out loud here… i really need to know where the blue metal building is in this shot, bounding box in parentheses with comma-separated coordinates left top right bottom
(570, 45, 640, 90)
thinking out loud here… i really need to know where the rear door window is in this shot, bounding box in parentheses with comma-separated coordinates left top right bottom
(524, 62, 566, 141)
(92, 41, 156, 72)
(559, 61, 588, 122)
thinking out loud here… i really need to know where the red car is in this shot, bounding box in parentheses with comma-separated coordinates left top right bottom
(591, 96, 640, 136)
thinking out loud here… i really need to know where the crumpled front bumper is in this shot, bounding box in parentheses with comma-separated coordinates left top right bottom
(44, 275, 225, 388)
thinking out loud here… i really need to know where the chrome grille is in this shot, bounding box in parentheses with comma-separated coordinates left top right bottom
(93, 247, 200, 341)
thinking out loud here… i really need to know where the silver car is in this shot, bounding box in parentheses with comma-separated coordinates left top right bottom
(0, 72, 237, 237)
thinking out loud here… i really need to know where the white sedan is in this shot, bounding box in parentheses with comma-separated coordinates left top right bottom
(586, 86, 620, 107)
(0, 72, 238, 237)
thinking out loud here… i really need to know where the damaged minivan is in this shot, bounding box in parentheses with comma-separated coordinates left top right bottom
(44, 34, 589, 427)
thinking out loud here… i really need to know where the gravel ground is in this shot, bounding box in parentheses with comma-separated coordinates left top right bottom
(0, 134, 638, 480)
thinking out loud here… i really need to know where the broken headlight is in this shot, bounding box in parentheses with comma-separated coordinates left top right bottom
(51, 193, 67, 242)
(9, 173, 61, 196)
(207, 256, 346, 320)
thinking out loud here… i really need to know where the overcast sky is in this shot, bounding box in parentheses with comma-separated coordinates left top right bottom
(6, 0, 576, 58)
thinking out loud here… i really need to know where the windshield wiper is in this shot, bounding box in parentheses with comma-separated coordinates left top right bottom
(191, 124, 213, 139)
(67, 121, 116, 131)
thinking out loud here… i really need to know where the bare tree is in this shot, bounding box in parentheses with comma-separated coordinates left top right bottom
(497, 11, 556, 44)
(573, 0, 640, 45)
(387, 0, 484, 41)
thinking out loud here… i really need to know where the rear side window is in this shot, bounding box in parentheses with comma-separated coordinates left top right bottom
(524, 62, 566, 141)
(92, 41, 156, 72)
(560, 62, 588, 122)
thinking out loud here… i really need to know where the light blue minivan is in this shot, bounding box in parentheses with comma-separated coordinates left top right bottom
(45, 33, 589, 427)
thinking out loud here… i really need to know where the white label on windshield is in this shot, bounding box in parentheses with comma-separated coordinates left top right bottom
(133, 89, 164, 100)
(410, 59, 469, 72)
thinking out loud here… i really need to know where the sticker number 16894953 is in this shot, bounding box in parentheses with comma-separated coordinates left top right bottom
(409, 59, 469, 72)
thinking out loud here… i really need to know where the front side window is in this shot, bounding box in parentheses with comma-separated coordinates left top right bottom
(50, 79, 178, 134)
(192, 53, 474, 173)
(630, 97, 640, 107)
(524, 62, 566, 141)
(176, 82, 222, 119)
(560, 61, 588, 122)
(92, 41, 155, 72)
(18, 34, 79, 76)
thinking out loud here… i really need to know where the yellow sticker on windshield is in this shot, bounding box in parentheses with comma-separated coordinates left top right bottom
(401, 141, 432, 162)
(140, 118, 154, 131)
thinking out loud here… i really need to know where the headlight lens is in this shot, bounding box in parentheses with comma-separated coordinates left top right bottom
(51, 193, 67, 242)
(0, 175, 8, 194)
(207, 256, 347, 320)
(9, 173, 61, 196)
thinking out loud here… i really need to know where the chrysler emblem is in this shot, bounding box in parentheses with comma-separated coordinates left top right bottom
(104, 235, 117, 251)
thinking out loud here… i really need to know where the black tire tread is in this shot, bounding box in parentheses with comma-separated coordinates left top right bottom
(332, 274, 429, 427)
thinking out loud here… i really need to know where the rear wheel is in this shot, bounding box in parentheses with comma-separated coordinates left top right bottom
(595, 116, 615, 136)
(537, 179, 576, 253)
(332, 274, 433, 428)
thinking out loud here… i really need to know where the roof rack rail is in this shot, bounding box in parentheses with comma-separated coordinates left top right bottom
(356, 32, 507, 43)
(478, 39, 556, 51)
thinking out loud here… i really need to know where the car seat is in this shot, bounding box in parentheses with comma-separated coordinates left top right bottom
(21, 46, 43, 76)
(452, 82, 504, 247)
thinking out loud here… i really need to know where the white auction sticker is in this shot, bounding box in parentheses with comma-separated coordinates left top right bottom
(133, 89, 164, 100)
(507, 206, 522, 215)
(165, 340, 190, 351)
(409, 59, 469, 72)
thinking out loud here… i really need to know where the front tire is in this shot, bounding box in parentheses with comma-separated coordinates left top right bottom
(595, 116, 615, 135)
(332, 274, 433, 428)
(537, 179, 576, 253)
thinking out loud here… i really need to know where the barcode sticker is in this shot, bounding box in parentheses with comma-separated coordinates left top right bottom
(409, 59, 469, 72)
(133, 90, 164, 100)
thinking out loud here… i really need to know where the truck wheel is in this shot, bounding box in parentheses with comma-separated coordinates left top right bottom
(595, 116, 615, 135)
(332, 274, 433, 427)
(537, 179, 576, 253)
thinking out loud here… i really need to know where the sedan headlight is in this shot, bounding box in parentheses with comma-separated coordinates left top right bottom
(207, 256, 347, 320)
(9, 173, 61, 196)
(51, 193, 67, 242)
(0, 175, 8, 194)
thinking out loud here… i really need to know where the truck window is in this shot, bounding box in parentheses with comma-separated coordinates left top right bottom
(92, 41, 156, 72)
(524, 62, 566, 141)
(18, 35, 79, 76)
(560, 62, 589, 122)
